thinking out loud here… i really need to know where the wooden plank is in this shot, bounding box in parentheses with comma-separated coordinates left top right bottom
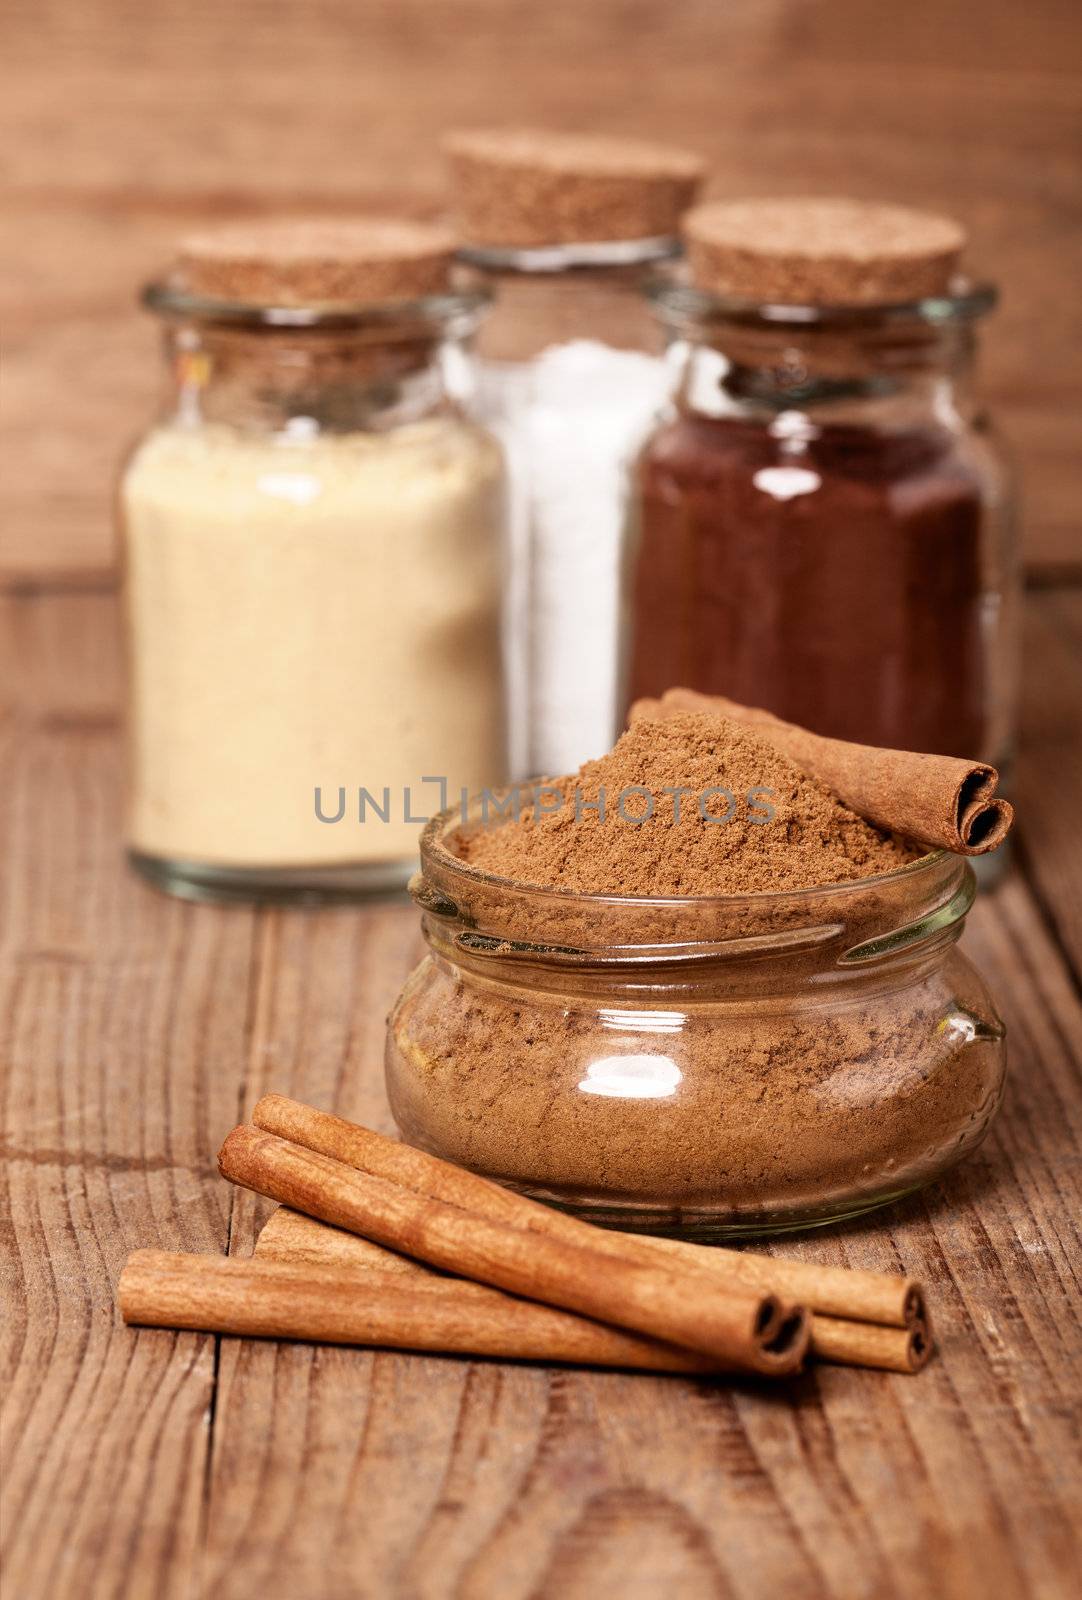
(0, 584, 122, 725)
(221, 903, 424, 1258)
(0, 592, 259, 1598)
(1016, 589, 1082, 976)
(2, 0, 1080, 581)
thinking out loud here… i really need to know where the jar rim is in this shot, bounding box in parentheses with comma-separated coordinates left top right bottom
(458, 235, 681, 276)
(141, 277, 493, 333)
(645, 273, 997, 333)
(417, 805, 973, 968)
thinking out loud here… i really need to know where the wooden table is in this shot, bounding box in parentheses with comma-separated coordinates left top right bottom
(2, 585, 1080, 1600)
(3, 3, 1081, 1589)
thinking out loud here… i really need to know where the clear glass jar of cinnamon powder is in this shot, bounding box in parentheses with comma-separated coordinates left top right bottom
(386, 808, 1006, 1238)
(623, 199, 1019, 775)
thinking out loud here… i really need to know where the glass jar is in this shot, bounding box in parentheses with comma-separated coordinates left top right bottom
(386, 805, 1006, 1238)
(120, 280, 508, 902)
(464, 239, 679, 778)
(623, 280, 1019, 774)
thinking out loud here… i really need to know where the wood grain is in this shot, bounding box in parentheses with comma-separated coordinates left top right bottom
(1, 586, 1080, 1598)
(0, 603, 259, 1596)
(2, 0, 1080, 582)
(1016, 589, 1082, 972)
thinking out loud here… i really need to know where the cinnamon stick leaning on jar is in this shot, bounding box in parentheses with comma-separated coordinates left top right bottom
(250, 1096, 930, 1336)
(629, 686, 1013, 856)
(255, 1206, 932, 1375)
(217, 1124, 810, 1376)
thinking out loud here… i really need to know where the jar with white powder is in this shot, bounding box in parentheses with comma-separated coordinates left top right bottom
(445, 130, 704, 777)
(120, 219, 507, 901)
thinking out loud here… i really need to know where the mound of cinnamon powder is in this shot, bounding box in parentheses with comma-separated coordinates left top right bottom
(456, 712, 919, 895)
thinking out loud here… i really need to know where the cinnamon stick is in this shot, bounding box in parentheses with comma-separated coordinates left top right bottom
(118, 1250, 721, 1374)
(629, 686, 1013, 856)
(258, 1207, 932, 1374)
(251, 1096, 926, 1330)
(219, 1126, 808, 1376)
(638, 1235, 926, 1332)
(809, 1310, 933, 1375)
(256, 1205, 423, 1273)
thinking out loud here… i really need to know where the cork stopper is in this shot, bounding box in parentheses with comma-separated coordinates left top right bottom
(445, 128, 704, 249)
(684, 198, 966, 305)
(177, 218, 457, 306)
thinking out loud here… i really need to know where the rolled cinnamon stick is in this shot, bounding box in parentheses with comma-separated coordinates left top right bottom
(119, 1250, 721, 1374)
(628, 686, 1013, 857)
(809, 1309, 933, 1375)
(258, 1208, 931, 1374)
(219, 1126, 808, 1376)
(639, 1235, 926, 1331)
(252, 1096, 926, 1329)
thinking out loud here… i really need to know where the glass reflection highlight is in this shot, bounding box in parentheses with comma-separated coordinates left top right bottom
(578, 1054, 683, 1100)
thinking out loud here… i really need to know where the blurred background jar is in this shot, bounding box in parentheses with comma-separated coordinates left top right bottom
(120, 219, 508, 903)
(624, 199, 1019, 780)
(446, 129, 703, 777)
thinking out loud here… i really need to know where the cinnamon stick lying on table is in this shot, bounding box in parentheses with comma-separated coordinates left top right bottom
(252, 1096, 927, 1332)
(119, 1250, 724, 1374)
(629, 686, 1012, 857)
(219, 1126, 809, 1376)
(257, 1206, 424, 1273)
(810, 1313, 932, 1375)
(258, 1207, 932, 1375)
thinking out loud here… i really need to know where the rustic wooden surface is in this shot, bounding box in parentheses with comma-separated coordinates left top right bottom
(2, 0, 1081, 583)
(2, 4, 1081, 1592)
(1, 587, 1080, 1600)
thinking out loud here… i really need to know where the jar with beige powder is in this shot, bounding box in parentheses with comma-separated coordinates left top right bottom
(120, 220, 507, 901)
(387, 810, 1006, 1238)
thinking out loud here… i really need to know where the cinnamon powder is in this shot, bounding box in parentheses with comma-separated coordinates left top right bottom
(389, 967, 1001, 1220)
(456, 711, 919, 895)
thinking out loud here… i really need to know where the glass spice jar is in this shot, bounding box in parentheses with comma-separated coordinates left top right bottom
(386, 805, 1006, 1239)
(119, 220, 508, 903)
(623, 200, 1020, 779)
(445, 129, 703, 778)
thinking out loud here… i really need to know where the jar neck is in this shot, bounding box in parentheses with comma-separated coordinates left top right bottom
(673, 318, 978, 422)
(646, 277, 996, 424)
(464, 239, 678, 361)
(427, 925, 966, 1002)
(160, 321, 460, 434)
(413, 831, 973, 998)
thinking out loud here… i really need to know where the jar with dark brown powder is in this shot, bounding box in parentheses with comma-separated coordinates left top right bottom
(623, 199, 1019, 770)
